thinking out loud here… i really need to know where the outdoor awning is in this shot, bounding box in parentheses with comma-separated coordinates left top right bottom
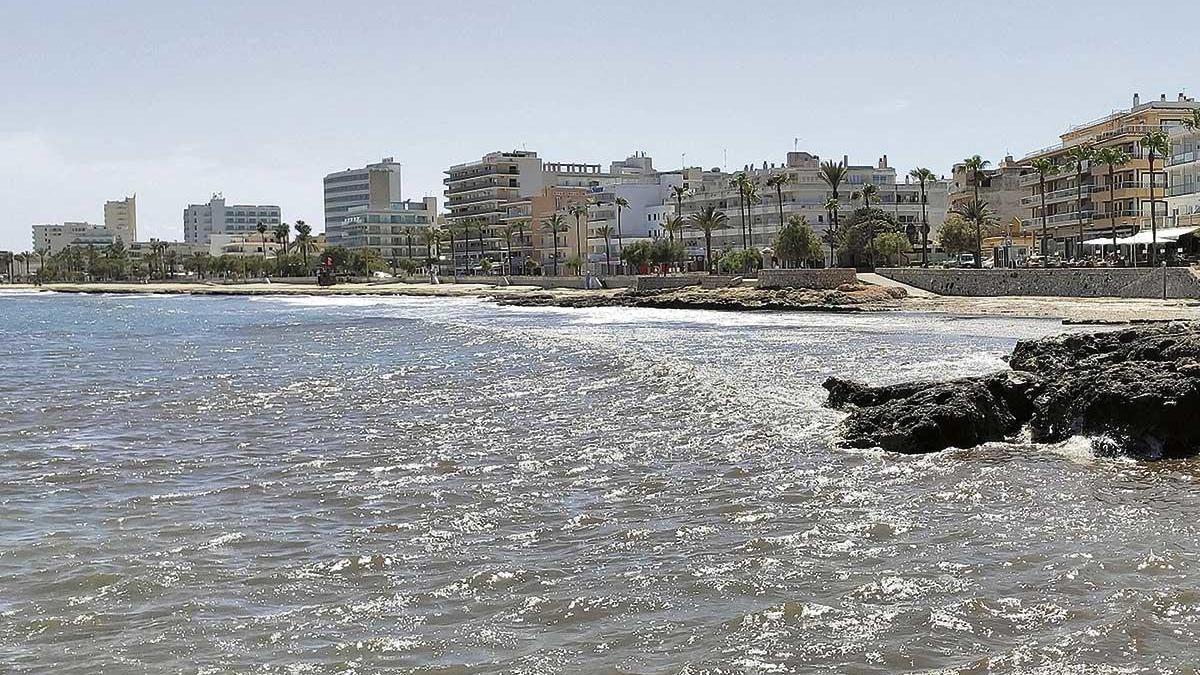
(1115, 226, 1200, 246)
(1082, 237, 1114, 245)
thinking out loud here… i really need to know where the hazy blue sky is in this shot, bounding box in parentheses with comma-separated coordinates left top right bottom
(1, 0, 1195, 251)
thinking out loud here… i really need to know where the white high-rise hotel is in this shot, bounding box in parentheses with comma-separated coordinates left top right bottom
(183, 195, 281, 245)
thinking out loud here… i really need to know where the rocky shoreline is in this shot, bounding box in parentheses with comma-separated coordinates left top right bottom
(824, 322, 1200, 459)
(492, 284, 907, 312)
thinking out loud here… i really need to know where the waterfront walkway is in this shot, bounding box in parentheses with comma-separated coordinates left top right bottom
(857, 272, 938, 298)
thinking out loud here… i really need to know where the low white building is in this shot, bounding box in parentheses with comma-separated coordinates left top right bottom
(32, 222, 124, 253)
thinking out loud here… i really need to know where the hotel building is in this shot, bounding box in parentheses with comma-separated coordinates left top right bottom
(323, 158, 404, 244)
(103, 195, 137, 244)
(948, 156, 1030, 228)
(1018, 93, 1199, 259)
(444, 150, 618, 273)
(32, 222, 122, 252)
(339, 196, 438, 263)
(183, 195, 281, 245)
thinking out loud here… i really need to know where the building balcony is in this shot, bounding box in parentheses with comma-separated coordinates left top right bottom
(1020, 124, 1168, 162)
(1168, 150, 1200, 168)
(1019, 184, 1094, 206)
(444, 166, 521, 184)
(1021, 211, 1093, 228)
(1167, 182, 1200, 198)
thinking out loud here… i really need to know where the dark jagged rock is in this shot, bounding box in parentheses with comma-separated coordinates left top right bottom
(823, 372, 1040, 454)
(491, 286, 903, 312)
(824, 322, 1200, 459)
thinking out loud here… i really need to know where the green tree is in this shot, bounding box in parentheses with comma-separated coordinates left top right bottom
(743, 179, 761, 250)
(294, 221, 314, 268)
(648, 238, 685, 275)
(818, 160, 848, 245)
(619, 240, 653, 274)
(1092, 146, 1131, 248)
(938, 214, 976, 257)
(568, 202, 588, 267)
(731, 172, 751, 249)
(908, 168, 936, 267)
(838, 207, 901, 269)
(1030, 157, 1061, 265)
(963, 155, 990, 207)
(596, 223, 614, 275)
(954, 199, 998, 267)
(873, 231, 912, 267)
(766, 171, 792, 236)
(273, 222, 291, 256)
(687, 205, 729, 274)
(853, 184, 880, 267)
(614, 197, 629, 271)
(498, 224, 517, 276)
(1142, 130, 1170, 264)
(540, 214, 567, 276)
(775, 215, 822, 268)
(256, 221, 268, 264)
(670, 184, 689, 223)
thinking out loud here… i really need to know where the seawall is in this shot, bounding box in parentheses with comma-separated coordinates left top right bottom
(877, 267, 1200, 299)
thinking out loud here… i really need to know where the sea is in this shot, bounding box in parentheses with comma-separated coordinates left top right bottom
(2, 290, 1198, 673)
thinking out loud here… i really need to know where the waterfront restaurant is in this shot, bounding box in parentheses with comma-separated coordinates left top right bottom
(1082, 225, 1200, 265)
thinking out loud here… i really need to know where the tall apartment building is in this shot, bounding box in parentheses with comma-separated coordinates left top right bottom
(498, 186, 590, 274)
(323, 158, 404, 244)
(1018, 93, 1199, 259)
(678, 151, 950, 265)
(103, 195, 137, 243)
(183, 195, 281, 245)
(444, 150, 618, 272)
(1167, 121, 1200, 228)
(949, 156, 1030, 228)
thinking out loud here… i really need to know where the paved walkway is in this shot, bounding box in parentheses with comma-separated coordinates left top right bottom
(857, 272, 939, 298)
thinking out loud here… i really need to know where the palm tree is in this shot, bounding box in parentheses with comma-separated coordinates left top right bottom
(1183, 108, 1200, 132)
(1066, 144, 1094, 258)
(596, 224, 614, 275)
(294, 221, 314, 268)
(955, 199, 996, 269)
(273, 222, 291, 256)
(855, 183, 879, 268)
(514, 220, 529, 274)
(818, 160, 847, 244)
(670, 184, 689, 221)
(765, 171, 792, 236)
(743, 179, 761, 250)
(1030, 158, 1060, 265)
(1092, 147, 1131, 252)
(963, 155, 990, 206)
(730, 172, 750, 249)
(1142, 130, 1170, 265)
(499, 224, 517, 276)
(568, 202, 588, 267)
(445, 222, 460, 276)
(663, 214, 684, 243)
(823, 196, 840, 265)
(473, 218, 487, 274)
(909, 168, 935, 267)
(541, 214, 566, 276)
(256, 221, 268, 263)
(614, 197, 629, 271)
(422, 227, 442, 275)
(687, 205, 729, 274)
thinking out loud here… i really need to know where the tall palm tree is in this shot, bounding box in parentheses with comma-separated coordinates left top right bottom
(670, 184, 689, 221)
(765, 171, 792, 235)
(256, 221, 268, 263)
(1092, 147, 1131, 251)
(445, 222, 459, 276)
(955, 199, 996, 269)
(568, 202, 588, 265)
(823, 196, 839, 265)
(1066, 144, 1094, 257)
(687, 205, 729, 274)
(273, 222, 291, 256)
(1142, 130, 1170, 265)
(473, 218, 487, 274)
(422, 227, 441, 275)
(855, 183, 879, 268)
(614, 197, 629, 270)
(818, 160, 847, 247)
(541, 214, 566, 276)
(963, 155, 990, 207)
(294, 221, 314, 268)
(1183, 108, 1200, 132)
(596, 224, 614, 275)
(730, 172, 750, 249)
(743, 179, 761, 250)
(514, 220, 529, 274)
(909, 168, 935, 267)
(1030, 158, 1060, 266)
(499, 224, 516, 276)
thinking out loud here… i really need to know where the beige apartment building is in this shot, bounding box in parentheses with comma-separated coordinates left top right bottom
(498, 185, 590, 275)
(444, 150, 616, 273)
(1019, 93, 1199, 259)
(948, 156, 1029, 228)
(103, 195, 137, 243)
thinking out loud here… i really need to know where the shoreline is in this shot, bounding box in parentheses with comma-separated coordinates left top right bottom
(4, 281, 1199, 324)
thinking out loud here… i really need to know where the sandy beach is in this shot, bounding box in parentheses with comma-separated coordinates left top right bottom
(6, 280, 1199, 323)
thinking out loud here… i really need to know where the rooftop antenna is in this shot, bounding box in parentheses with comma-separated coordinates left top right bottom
(794, 137, 799, 152)
(723, 148, 728, 173)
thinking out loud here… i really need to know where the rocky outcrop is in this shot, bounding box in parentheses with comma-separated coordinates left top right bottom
(493, 285, 906, 312)
(824, 322, 1200, 459)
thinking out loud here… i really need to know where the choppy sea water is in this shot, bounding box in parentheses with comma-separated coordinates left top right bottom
(1, 290, 1199, 673)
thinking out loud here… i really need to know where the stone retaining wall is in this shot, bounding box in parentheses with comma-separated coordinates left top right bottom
(877, 267, 1200, 299)
(503, 275, 636, 290)
(633, 275, 705, 291)
(756, 268, 857, 290)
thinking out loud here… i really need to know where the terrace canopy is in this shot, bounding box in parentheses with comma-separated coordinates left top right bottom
(1082, 227, 1200, 247)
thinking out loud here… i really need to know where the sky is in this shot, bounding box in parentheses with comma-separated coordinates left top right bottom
(1, 0, 1196, 251)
